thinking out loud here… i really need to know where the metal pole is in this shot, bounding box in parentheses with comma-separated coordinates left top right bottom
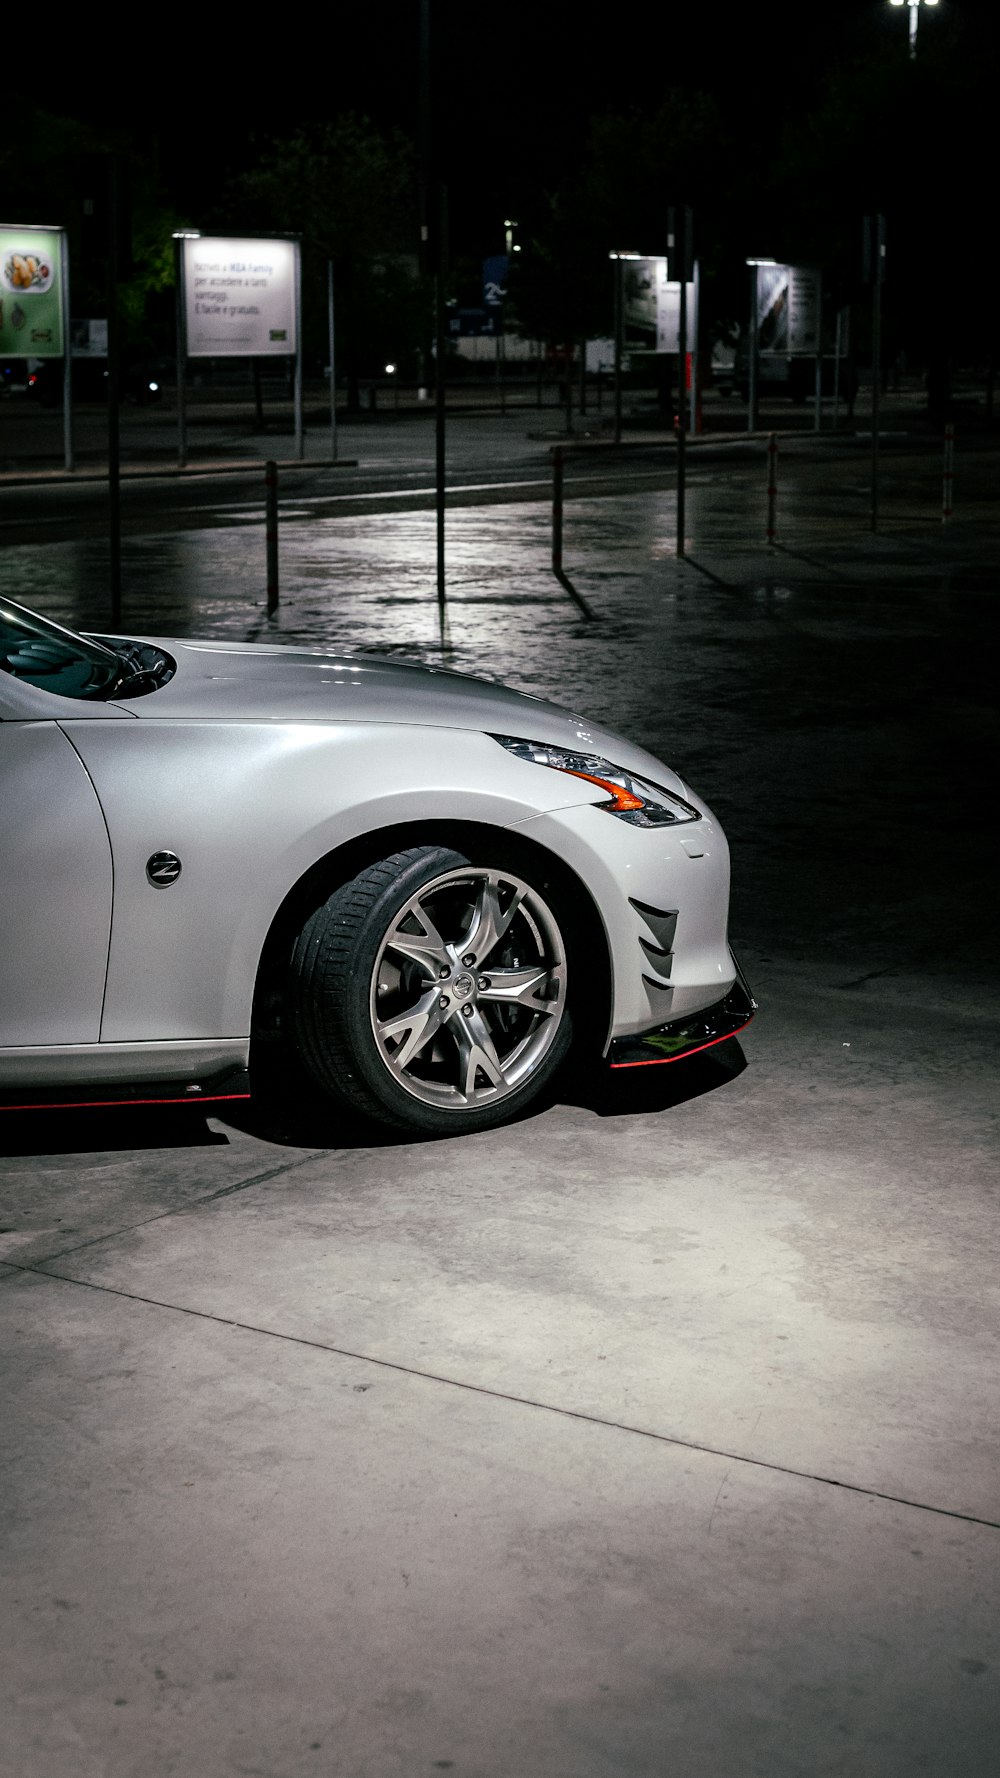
(107, 156, 122, 627)
(766, 432, 778, 544)
(265, 460, 279, 613)
(613, 258, 623, 446)
(435, 184, 448, 623)
(293, 241, 303, 460)
(176, 236, 187, 469)
(942, 423, 955, 524)
(832, 306, 843, 432)
(690, 257, 700, 434)
(552, 446, 564, 575)
(814, 273, 823, 434)
(327, 260, 337, 463)
(677, 262, 687, 558)
(871, 219, 883, 532)
(549, 445, 596, 620)
(60, 230, 73, 472)
(748, 264, 759, 433)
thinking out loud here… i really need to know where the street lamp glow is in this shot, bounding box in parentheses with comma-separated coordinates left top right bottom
(608, 250, 643, 260)
(889, 0, 939, 59)
(385, 363, 396, 374)
(746, 256, 777, 266)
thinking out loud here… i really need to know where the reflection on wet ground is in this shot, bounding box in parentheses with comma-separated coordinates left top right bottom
(2, 479, 998, 1000)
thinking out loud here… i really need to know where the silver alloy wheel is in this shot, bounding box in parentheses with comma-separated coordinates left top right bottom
(368, 866, 568, 1111)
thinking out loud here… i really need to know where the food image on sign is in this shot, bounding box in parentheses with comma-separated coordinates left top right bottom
(0, 227, 63, 356)
(2, 251, 54, 293)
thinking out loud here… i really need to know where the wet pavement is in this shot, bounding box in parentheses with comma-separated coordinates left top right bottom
(2, 406, 999, 1776)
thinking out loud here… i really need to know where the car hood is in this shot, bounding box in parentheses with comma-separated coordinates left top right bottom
(107, 635, 667, 775)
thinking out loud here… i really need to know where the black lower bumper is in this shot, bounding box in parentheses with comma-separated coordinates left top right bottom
(607, 971, 757, 1069)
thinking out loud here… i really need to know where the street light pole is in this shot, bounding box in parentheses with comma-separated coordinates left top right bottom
(610, 255, 623, 446)
(668, 206, 692, 560)
(745, 258, 775, 433)
(889, 0, 939, 61)
(608, 251, 641, 447)
(864, 214, 886, 531)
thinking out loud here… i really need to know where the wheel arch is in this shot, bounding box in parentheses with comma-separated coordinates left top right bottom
(250, 818, 614, 1059)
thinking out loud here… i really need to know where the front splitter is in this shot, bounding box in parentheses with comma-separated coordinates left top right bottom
(607, 973, 757, 1069)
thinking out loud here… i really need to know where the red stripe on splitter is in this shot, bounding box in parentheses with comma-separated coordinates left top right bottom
(609, 1021, 754, 1069)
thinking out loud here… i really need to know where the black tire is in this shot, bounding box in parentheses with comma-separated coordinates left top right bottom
(288, 845, 574, 1135)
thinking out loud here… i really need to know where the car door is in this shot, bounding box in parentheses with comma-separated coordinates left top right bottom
(0, 720, 113, 1047)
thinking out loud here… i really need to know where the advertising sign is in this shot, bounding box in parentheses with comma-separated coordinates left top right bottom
(756, 263, 820, 355)
(656, 271, 698, 353)
(623, 258, 697, 352)
(0, 226, 65, 356)
(622, 257, 662, 344)
(482, 255, 508, 308)
(183, 236, 298, 357)
(786, 266, 820, 353)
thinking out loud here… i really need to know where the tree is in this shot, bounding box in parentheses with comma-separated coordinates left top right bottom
(223, 117, 424, 405)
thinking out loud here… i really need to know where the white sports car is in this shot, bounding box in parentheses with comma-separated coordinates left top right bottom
(0, 598, 754, 1135)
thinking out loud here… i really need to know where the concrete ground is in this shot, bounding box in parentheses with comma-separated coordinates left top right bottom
(1, 410, 999, 1776)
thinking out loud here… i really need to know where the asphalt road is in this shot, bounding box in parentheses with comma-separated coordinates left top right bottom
(3, 386, 991, 545)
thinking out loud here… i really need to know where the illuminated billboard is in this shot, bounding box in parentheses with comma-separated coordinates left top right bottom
(182, 236, 299, 357)
(623, 257, 697, 352)
(755, 263, 820, 355)
(0, 226, 65, 356)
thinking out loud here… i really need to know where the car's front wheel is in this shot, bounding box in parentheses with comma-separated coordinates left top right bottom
(289, 845, 573, 1135)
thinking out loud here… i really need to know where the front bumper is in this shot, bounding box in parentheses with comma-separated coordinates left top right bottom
(607, 969, 757, 1069)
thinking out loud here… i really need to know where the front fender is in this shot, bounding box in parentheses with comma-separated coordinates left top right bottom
(63, 721, 603, 1043)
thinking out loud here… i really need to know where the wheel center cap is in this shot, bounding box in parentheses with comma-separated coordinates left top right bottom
(453, 972, 476, 1001)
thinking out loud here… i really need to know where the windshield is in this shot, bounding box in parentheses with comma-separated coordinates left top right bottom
(0, 600, 123, 701)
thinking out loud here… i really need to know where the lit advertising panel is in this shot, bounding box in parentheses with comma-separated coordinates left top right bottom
(656, 270, 698, 354)
(622, 258, 697, 352)
(0, 226, 65, 356)
(756, 264, 820, 355)
(183, 236, 298, 357)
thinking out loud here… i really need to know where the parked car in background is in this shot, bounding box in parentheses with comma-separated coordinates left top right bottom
(25, 357, 165, 407)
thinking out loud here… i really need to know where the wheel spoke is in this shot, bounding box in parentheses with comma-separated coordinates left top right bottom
(384, 904, 451, 979)
(367, 861, 569, 1117)
(466, 874, 525, 964)
(478, 964, 560, 1012)
(453, 1007, 506, 1098)
(376, 988, 445, 1072)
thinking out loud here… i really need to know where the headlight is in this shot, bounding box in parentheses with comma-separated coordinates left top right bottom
(491, 734, 701, 827)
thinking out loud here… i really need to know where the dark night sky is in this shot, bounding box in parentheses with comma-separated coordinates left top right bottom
(37, 0, 954, 235)
(22, 0, 998, 307)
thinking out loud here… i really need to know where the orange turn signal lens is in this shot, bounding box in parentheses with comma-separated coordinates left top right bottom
(564, 770, 645, 812)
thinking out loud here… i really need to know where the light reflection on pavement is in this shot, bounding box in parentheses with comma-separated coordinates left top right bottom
(1, 481, 997, 995)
